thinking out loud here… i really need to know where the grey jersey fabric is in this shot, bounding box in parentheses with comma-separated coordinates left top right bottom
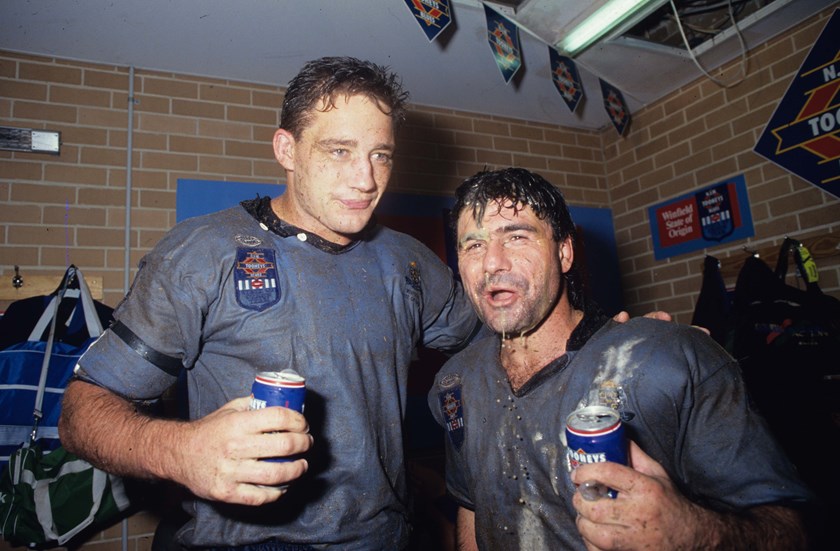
(77, 198, 479, 549)
(428, 314, 812, 551)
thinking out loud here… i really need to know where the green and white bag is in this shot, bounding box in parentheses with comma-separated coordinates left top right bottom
(0, 267, 131, 548)
(0, 443, 130, 547)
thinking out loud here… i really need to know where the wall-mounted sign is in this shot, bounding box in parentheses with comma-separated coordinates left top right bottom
(648, 174, 754, 260)
(754, 9, 840, 200)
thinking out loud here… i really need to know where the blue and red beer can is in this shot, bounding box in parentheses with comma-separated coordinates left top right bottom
(565, 405, 627, 498)
(250, 369, 306, 413)
(250, 369, 306, 463)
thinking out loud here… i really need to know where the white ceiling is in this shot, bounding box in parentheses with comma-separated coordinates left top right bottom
(0, 0, 834, 130)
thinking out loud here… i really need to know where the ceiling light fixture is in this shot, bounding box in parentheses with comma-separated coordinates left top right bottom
(557, 0, 668, 56)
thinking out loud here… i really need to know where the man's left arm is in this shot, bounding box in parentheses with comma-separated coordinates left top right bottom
(570, 441, 807, 551)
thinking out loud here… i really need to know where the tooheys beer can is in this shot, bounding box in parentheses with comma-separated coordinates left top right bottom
(565, 405, 627, 498)
(250, 369, 306, 413)
(250, 370, 306, 463)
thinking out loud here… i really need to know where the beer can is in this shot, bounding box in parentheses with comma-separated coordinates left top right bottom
(250, 369, 306, 463)
(565, 405, 627, 499)
(250, 369, 306, 413)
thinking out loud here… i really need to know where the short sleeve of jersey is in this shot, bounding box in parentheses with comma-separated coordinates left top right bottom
(78, 210, 234, 400)
(426, 342, 497, 511)
(395, 231, 479, 353)
(428, 384, 475, 510)
(611, 321, 814, 510)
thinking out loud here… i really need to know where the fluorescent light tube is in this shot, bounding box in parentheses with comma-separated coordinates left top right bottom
(559, 0, 662, 56)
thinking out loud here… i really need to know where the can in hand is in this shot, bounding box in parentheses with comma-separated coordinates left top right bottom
(565, 405, 627, 499)
(250, 369, 306, 462)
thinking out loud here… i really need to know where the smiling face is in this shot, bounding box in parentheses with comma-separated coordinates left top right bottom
(272, 94, 395, 245)
(457, 200, 573, 337)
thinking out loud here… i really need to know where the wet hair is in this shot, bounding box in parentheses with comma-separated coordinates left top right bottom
(279, 56, 409, 139)
(452, 167, 585, 309)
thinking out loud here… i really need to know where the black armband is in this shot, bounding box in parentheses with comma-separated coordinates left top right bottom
(110, 320, 183, 376)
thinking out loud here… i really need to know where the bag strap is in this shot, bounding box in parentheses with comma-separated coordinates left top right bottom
(30, 274, 68, 442)
(773, 237, 797, 280)
(74, 267, 104, 337)
(29, 266, 105, 442)
(27, 266, 103, 342)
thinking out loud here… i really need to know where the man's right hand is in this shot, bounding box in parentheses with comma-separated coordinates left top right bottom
(60, 381, 313, 507)
(178, 396, 313, 505)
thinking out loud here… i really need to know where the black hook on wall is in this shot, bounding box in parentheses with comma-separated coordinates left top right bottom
(12, 265, 23, 289)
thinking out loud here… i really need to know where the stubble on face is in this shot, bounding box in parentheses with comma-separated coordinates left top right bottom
(457, 203, 564, 339)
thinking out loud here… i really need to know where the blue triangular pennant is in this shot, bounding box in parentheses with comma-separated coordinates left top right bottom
(600, 78, 630, 135)
(403, 0, 452, 42)
(484, 4, 521, 84)
(550, 47, 583, 113)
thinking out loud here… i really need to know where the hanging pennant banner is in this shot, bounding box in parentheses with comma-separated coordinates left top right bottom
(753, 9, 840, 200)
(600, 79, 630, 135)
(549, 47, 583, 113)
(484, 4, 521, 84)
(403, 0, 452, 42)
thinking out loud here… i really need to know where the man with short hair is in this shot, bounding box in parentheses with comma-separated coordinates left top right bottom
(60, 56, 481, 550)
(429, 167, 812, 550)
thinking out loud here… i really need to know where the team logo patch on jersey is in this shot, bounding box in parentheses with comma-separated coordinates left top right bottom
(234, 247, 279, 312)
(438, 373, 465, 449)
(597, 381, 635, 422)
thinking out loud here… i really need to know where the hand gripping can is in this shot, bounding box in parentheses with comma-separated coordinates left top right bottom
(565, 405, 627, 499)
(250, 369, 306, 462)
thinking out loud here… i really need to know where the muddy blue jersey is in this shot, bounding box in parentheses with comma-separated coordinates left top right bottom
(429, 314, 812, 550)
(78, 197, 479, 549)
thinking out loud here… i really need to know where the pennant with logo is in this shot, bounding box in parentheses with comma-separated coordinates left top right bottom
(600, 79, 630, 135)
(550, 47, 584, 113)
(484, 4, 521, 84)
(403, 0, 452, 42)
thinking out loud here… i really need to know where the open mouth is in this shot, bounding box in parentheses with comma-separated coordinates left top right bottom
(485, 287, 517, 306)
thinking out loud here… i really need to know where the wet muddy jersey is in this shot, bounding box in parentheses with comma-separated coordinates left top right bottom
(78, 197, 479, 549)
(429, 314, 812, 550)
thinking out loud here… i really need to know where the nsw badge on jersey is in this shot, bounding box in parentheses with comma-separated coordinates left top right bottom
(234, 247, 280, 312)
(438, 373, 465, 450)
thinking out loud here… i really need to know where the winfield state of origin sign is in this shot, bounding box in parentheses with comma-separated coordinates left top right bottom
(754, 9, 840, 199)
(648, 175, 754, 260)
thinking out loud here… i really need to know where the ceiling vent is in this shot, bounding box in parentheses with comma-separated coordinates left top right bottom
(620, 0, 789, 56)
